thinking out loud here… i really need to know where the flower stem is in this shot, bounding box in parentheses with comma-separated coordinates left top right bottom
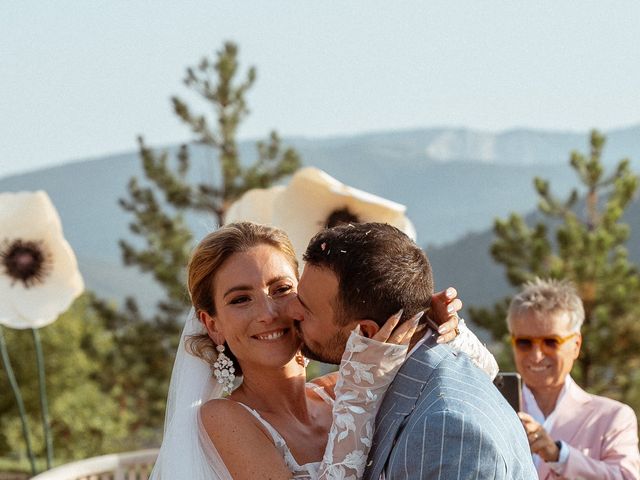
(32, 328, 53, 470)
(0, 326, 37, 476)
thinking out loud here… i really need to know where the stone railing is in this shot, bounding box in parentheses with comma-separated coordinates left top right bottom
(29, 449, 158, 480)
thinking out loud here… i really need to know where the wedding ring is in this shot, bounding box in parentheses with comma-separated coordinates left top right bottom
(532, 432, 539, 440)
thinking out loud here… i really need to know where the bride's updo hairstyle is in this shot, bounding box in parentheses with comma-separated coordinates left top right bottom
(186, 222, 299, 375)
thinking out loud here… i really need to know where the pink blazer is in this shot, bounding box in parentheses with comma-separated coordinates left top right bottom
(535, 380, 639, 479)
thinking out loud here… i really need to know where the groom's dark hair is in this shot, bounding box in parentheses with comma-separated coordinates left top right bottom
(303, 222, 433, 327)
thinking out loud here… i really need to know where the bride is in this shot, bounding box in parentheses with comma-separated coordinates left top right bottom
(151, 222, 497, 479)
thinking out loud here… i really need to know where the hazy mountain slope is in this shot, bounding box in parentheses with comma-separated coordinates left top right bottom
(1, 126, 638, 313)
(429, 197, 640, 310)
(286, 125, 640, 166)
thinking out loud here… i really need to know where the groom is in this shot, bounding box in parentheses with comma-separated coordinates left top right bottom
(291, 223, 537, 479)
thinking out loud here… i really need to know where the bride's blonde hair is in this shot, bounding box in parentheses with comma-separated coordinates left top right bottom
(186, 222, 299, 373)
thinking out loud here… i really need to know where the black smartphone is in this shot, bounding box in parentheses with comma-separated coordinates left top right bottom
(493, 372, 522, 412)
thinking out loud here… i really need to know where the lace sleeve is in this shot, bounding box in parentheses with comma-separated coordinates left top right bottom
(316, 327, 407, 480)
(446, 317, 499, 379)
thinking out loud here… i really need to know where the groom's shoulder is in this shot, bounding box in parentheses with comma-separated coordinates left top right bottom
(408, 342, 509, 415)
(385, 342, 536, 478)
(407, 344, 530, 442)
(409, 340, 491, 385)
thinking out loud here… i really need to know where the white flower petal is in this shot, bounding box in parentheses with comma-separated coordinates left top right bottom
(224, 186, 285, 225)
(0, 191, 84, 329)
(276, 168, 416, 262)
(0, 275, 21, 327)
(223, 167, 416, 265)
(0, 191, 62, 240)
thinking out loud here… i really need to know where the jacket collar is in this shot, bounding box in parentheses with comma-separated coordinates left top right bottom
(363, 334, 449, 480)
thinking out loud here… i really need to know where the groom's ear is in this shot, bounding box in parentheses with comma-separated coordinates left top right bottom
(199, 310, 225, 345)
(357, 319, 381, 339)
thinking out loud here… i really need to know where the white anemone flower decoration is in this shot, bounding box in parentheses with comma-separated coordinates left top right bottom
(225, 167, 416, 264)
(0, 191, 84, 329)
(0, 190, 84, 474)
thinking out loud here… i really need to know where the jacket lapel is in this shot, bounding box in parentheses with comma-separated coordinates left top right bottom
(364, 335, 447, 480)
(537, 461, 554, 479)
(549, 380, 592, 445)
(534, 379, 592, 479)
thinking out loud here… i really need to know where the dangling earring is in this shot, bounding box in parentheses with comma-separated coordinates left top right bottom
(295, 352, 310, 368)
(213, 344, 236, 394)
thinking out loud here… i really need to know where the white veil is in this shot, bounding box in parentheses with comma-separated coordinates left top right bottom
(150, 308, 233, 480)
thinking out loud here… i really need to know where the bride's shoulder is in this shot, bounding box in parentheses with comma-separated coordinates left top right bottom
(200, 397, 244, 415)
(200, 399, 261, 440)
(199, 400, 293, 478)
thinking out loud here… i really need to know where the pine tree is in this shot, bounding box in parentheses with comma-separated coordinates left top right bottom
(91, 42, 301, 446)
(471, 130, 640, 408)
(118, 41, 300, 324)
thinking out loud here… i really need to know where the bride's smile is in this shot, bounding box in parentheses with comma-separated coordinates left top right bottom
(253, 328, 289, 341)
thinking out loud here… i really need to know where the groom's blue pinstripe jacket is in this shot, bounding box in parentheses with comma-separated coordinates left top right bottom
(363, 335, 537, 480)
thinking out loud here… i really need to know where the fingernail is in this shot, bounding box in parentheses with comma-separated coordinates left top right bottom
(394, 308, 404, 319)
(438, 325, 449, 334)
(446, 287, 455, 298)
(436, 336, 445, 343)
(412, 311, 425, 323)
(447, 304, 455, 314)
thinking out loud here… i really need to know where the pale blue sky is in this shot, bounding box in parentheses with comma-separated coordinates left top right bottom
(1, 1, 639, 178)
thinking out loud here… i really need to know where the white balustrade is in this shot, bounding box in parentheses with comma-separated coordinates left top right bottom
(30, 449, 158, 480)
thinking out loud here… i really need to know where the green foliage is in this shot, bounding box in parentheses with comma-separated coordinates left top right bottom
(468, 298, 514, 371)
(90, 295, 176, 448)
(0, 295, 134, 462)
(471, 130, 640, 411)
(90, 41, 302, 451)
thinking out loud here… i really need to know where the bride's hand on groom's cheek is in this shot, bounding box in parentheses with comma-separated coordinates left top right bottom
(373, 309, 425, 346)
(430, 287, 462, 344)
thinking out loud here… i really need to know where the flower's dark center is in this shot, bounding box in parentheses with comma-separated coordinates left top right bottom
(325, 208, 360, 228)
(0, 239, 51, 288)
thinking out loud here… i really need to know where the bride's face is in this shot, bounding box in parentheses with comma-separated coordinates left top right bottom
(205, 244, 301, 371)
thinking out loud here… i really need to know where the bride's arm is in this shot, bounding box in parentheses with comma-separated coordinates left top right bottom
(445, 317, 499, 378)
(430, 288, 499, 379)
(314, 313, 419, 480)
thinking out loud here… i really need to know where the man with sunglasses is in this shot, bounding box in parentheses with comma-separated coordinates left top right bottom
(508, 278, 639, 479)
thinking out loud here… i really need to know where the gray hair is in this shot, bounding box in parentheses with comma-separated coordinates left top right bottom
(506, 277, 585, 333)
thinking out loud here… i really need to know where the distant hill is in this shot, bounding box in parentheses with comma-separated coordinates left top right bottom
(1, 125, 638, 314)
(286, 124, 640, 167)
(429, 198, 640, 310)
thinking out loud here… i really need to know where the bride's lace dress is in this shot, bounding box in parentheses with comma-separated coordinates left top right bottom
(200, 320, 496, 479)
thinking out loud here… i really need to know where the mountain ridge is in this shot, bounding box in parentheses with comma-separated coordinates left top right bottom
(2, 125, 638, 314)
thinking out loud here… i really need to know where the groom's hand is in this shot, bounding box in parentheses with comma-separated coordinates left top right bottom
(430, 287, 463, 344)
